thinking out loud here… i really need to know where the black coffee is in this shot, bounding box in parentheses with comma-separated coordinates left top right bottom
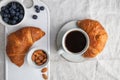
(65, 31, 87, 53)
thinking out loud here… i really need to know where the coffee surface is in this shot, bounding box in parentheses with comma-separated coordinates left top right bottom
(65, 31, 87, 53)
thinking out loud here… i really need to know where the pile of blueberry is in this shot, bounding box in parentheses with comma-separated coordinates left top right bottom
(32, 5, 45, 19)
(0, 2, 24, 25)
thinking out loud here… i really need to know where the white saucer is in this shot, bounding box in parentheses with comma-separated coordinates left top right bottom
(56, 21, 90, 62)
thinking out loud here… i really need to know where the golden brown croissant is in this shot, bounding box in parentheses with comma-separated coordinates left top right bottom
(6, 27, 45, 67)
(77, 19, 108, 58)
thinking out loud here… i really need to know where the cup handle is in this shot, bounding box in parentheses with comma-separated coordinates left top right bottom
(57, 47, 65, 55)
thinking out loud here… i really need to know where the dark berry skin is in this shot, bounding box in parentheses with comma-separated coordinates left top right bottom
(20, 10, 24, 13)
(13, 17, 18, 20)
(19, 14, 24, 19)
(4, 9, 9, 13)
(3, 18, 9, 23)
(11, 20, 17, 25)
(40, 6, 45, 10)
(12, 3, 17, 9)
(3, 14, 8, 17)
(7, 14, 10, 18)
(16, 8, 20, 12)
(1, 6, 6, 11)
(34, 5, 39, 9)
(35, 9, 40, 13)
(34, 5, 40, 13)
(0, 11, 4, 16)
(16, 12, 20, 16)
(10, 9, 16, 16)
(32, 15, 38, 19)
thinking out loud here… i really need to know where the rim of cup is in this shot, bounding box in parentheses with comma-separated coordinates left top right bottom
(0, 0, 26, 27)
(62, 28, 90, 55)
(27, 47, 49, 69)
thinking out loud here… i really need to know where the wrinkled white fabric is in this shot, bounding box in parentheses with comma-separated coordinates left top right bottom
(41, 0, 120, 80)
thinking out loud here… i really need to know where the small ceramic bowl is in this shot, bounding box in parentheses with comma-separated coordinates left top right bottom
(27, 47, 49, 69)
(0, 0, 26, 27)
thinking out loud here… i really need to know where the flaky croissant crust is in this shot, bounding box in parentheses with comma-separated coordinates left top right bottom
(6, 27, 45, 67)
(77, 19, 108, 58)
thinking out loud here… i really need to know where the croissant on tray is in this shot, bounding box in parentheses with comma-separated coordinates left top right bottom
(6, 27, 45, 67)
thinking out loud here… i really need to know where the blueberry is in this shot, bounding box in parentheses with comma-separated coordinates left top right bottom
(35, 9, 40, 13)
(16, 8, 20, 12)
(11, 20, 17, 25)
(11, 3, 17, 9)
(34, 5, 41, 13)
(13, 16, 18, 20)
(12, 4, 17, 9)
(16, 12, 20, 16)
(1, 6, 6, 11)
(3, 18, 9, 23)
(19, 5, 23, 9)
(20, 10, 24, 13)
(40, 6, 45, 10)
(8, 20, 13, 24)
(10, 9, 14, 13)
(19, 14, 24, 19)
(11, 2, 15, 5)
(32, 15, 38, 19)
(3, 14, 8, 17)
(9, 7, 12, 11)
(6, 4, 11, 8)
(34, 5, 39, 9)
(4, 9, 9, 13)
(7, 14, 10, 18)
(11, 13, 15, 16)
(0, 11, 4, 16)
(16, 4, 20, 7)
(10, 9, 16, 16)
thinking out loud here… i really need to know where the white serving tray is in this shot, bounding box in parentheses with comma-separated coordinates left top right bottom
(0, 0, 50, 80)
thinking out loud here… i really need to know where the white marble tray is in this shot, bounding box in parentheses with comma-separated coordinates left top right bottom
(0, 0, 50, 80)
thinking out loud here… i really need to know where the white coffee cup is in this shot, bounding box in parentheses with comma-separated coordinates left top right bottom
(58, 28, 89, 59)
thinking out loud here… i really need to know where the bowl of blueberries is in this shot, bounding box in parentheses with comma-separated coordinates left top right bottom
(0, 0, 25, 26)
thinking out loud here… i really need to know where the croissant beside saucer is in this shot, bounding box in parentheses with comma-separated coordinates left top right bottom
(6, 27, 45, 67)
(77, 19, 108, 58)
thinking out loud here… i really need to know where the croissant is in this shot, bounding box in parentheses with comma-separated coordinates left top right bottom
(77, 19, 108, 58)
(6, 27, 45, 67)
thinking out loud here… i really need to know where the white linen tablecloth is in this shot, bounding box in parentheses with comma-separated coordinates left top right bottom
(0, 0, 120, 80)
